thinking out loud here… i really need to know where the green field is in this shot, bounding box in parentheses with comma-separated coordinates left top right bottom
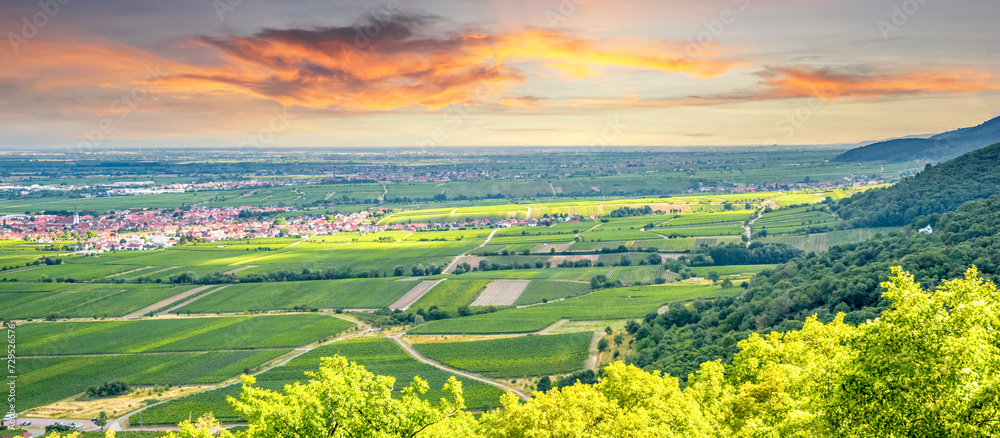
(608, 265, 666, 285)
(410, 283, 733, 334)
(659, 210, 755, 226)
(414, 332, 593, 377)
(687, 264, 778, 278)
(448, 266, 612, 282)
(137, 338, 507, 424)
(0, 283, 189, 319)
(17, 350, 289, 411)
(653, 224, 745, 237)
(755, 227, 906, 253)
(753, 206, 841, 235)
(16, 314, 354, 355)
(411, 279, 489, 310)
(176, 279, 416, 312)
(514, 280, 592, 305)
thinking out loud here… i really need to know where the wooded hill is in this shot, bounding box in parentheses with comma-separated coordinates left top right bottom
(834, 141, 1000, 227)
(835, 115, 1000, 163)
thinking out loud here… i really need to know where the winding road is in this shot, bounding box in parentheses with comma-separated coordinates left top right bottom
(443, 228, 499, 273)
(744, 210, 763, 245)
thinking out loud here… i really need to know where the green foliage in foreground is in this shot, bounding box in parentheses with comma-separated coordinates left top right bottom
(414, 332, 593, 377)
(51, 268, 1000, 437)
(77, 432, 166, 438)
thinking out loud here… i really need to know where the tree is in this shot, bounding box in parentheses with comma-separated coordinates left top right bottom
(597, 338, 609, 352)
(707, 271, 720, 284)
(625, 319, 640, 334)
(274, 217, 287, 225)
(164, 413, 236, 438)
(721, 279, 733, 288)
(604, 326, 613, 335)
(393, 266, 405, 277)
(481, 362, 711, 437)
(830, 267, 1000, 436)
(690, 267, 1000, 437)
(536, 376, 552, 393)
(95, 411, 107, 429)
(614, 334, 624, 346)
(227, 356, 467, 437)
(647, 252, 662, 265)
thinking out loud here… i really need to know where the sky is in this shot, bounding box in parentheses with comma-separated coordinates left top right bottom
(1, 0, 999, 150)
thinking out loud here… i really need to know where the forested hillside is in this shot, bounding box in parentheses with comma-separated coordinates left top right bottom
(627, 194, 1000, 380)
(833, 142, 1000, 227)
(835, 115, 1000, 163)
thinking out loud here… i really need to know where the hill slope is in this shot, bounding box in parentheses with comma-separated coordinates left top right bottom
(833, 142, 1000, 227)
(628, 193, 1000, 381)
(835, 115, 1000, 163)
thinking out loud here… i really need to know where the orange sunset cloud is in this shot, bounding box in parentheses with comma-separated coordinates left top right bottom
(149, 15, 739, 111)
(759, 67, 1000, 100)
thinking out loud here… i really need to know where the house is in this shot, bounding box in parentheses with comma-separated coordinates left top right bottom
(919, 225, 933, 234)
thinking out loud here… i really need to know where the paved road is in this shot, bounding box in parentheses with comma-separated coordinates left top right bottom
(443, 228, 499, 273)
(585, 332, 603, 371)
(389, 334, 530, 401)
(158, 285, 231, 315)
(124, 285, 213, 318)
(744, 210, 763, 245)
(389, 279, 446, 311)
(6, 417, 97, 433)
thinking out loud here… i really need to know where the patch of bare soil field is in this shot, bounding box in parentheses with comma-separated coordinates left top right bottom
(390, 279, 445, 311)
(223, 264, 258, 275)
(548, 254, 599, 265)
(123, 285, 214, 319)
(532, 242, 573, 253)
(470, 279, 530, 306)
(24, 385, 212, 420)
(158, 285, 231, 315)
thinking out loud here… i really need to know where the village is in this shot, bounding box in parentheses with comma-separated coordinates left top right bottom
(0, 207, 371, 252)
(0, 205, 558, 254)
